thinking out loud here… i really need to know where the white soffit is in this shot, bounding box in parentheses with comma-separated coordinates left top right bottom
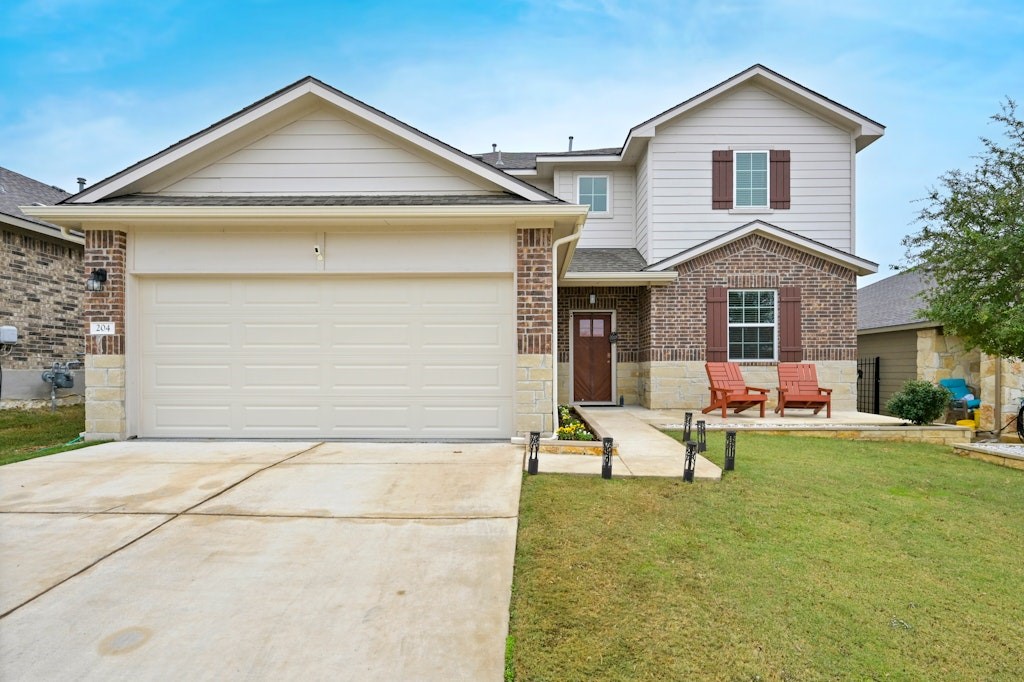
(69, 78, 555, 204)
(646, 221, 879, 276)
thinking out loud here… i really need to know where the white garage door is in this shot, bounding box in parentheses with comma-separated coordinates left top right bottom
(137, 276, 514, 438)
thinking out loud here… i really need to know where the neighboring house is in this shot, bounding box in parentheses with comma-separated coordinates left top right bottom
(0, 167, 83, 405)
(27, 65, 883, 441)
(858, 270, 1022, 431)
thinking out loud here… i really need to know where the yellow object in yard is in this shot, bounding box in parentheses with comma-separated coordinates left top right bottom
(956, 419, 977, 430)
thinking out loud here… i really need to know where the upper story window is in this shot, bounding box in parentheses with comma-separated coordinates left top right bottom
(577, 175, 610, 216)
(734, 151, 769, 208)
(712, 150, 790, 210)
(728, 289, 776, 361)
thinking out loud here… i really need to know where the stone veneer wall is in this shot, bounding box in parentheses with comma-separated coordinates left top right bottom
(557, 286, 641, 404)
(0, 226, 83, 403)
(516, 228, 554, 435)
(639, 235, 858, 410)
(83, 230, 127, 440)
(640, 360, 857, 411)
(914, 329, 1024, 433)
(916, 329, 980, 388)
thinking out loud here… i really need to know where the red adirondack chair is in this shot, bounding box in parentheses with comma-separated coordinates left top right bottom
(703, 362, 769, 418)
(775, 362, 832, 417)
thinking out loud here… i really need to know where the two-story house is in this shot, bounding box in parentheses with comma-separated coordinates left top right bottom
(26, 65, 881, 441)
(479, 64, 882, 414)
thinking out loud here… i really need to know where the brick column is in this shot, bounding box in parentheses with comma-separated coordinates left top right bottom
(83, 230, 127, 440)
(516, 228, 553, 435)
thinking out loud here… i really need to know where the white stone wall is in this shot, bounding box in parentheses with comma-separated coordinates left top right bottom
(516, 354, 553, 435)
(640, 360, 857, 411)
(84, 354, 126, 440)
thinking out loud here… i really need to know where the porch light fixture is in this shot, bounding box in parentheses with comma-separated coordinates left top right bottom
(588, 293, 596, 305)
(86, 268, 107, 292)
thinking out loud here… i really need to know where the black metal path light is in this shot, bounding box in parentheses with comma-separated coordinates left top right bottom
(683, 441, 697, 483)
(528, 431, 540, 475)
(601, 437, 613, 479)
(724, 430, 737, 471)
(683, 412, 693, 441)
(696, 419, 707, 453)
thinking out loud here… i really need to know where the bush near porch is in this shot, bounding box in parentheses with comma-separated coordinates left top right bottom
(509, 432, 1024, 680)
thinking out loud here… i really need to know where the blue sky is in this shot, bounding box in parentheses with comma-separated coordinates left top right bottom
(2, 0, 1021, 284)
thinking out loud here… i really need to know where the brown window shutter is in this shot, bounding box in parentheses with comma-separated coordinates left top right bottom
(712, 150, 733, 209)
(770, 149, 791, 209)
(778, 286, 802, 361)
(706, 287, 728, 361)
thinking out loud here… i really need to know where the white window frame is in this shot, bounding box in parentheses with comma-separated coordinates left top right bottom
(733, 150, 770, 209)
(575, 173, 612, 217)
(727, 289, 777, 362)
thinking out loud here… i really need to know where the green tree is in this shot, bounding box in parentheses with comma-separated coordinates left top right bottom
(901, 99, 1024, 359)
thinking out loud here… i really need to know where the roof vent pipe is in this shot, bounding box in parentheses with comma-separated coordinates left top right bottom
(496, 150, 504, 166)
(492, 143, 497, 153)
(76, 177, 86, 191)
(568, 136, 573, 152)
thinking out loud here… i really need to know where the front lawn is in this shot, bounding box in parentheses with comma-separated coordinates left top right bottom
(509, 432, 1024, 680)
(0, 404, 92, 465)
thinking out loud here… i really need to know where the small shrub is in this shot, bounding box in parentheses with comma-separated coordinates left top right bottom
(886, 380, 951, 425)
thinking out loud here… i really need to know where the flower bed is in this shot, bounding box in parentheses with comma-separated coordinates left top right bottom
(557, 405, 596, 441)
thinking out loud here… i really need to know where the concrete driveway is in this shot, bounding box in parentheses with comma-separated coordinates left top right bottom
(0, 441, 523, 680)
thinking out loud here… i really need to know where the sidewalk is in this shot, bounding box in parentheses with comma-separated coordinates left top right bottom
(525, 407, 722, 481)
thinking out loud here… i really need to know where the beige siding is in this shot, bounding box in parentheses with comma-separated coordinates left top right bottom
(132, 228, 514, 275)
(858, 330, 918, 415)
(635, 146, 650, 261)
(159, 105, 499, 196)
(648, 84, 854, 260)
(553, 166, 636, 249)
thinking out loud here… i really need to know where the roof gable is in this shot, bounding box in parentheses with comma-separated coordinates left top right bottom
(645, 220, 878, 276)
(69, 77, 555, 203)
(625, 64, 884, 155)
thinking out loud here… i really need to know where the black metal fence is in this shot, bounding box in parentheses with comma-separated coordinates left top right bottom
(857, 356, 880, 414)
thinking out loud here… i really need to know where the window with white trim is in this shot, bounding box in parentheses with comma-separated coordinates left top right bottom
(734, 151, 769, 208)
(728, 289, 776, 360)
(577, 175, 610, 215)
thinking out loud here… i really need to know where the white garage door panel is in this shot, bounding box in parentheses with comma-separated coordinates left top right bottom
(139, 276, 514, 438)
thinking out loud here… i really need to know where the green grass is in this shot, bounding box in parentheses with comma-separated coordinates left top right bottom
(0, 404, 93, 465)
(509, 432, 1024, 681)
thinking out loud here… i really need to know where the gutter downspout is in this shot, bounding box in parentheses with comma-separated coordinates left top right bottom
(550, 225, 584, 438)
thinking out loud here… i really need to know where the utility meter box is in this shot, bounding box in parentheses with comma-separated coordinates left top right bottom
(0, 325, 17, 344)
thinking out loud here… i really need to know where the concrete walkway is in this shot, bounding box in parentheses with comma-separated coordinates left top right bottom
(528, 407, 722, 481)
(0, 441, 522, 681)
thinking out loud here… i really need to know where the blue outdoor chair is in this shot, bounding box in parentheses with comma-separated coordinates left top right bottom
(939, 378, 980, 420)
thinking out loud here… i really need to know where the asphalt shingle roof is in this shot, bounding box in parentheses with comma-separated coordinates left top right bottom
(474, 147, 622, 171)
(93, 193, 556, 206)
(857, 270, 934, 331)
(0, 166, 70, 227)
(568, 248, 647, 273)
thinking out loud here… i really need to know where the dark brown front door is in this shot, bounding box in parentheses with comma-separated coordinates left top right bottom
(573, 313, 612, 402)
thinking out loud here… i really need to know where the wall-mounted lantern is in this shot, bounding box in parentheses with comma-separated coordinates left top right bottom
(588, 293, 596, 305)
(86, 268, 107, 292)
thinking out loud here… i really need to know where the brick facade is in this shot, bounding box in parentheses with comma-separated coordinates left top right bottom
(0, 227, 83, 369)
(83, 229, 127, 440)
(84, 230, 127, 355)
(516, 228, 552, 354)
(557, 287, 641, 364)
(556, 235, 860, 410)
(644, 234, 857, 363)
